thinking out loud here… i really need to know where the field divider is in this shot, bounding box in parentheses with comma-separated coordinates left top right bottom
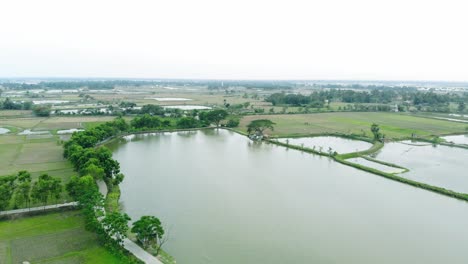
(356, 155, 409, 174)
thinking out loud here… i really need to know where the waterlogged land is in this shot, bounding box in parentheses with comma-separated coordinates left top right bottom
(370, 142, 468, 193)
(276, 136, 372, 154)
(110, 129, 468, 264)
(443, 134, 468, 145)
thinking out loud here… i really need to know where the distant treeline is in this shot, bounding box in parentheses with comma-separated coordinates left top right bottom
(207, 80, 293, 90)
(266, 90, 468, 106)
(0, 80, 157, 90)
(310, 83, 419, 91)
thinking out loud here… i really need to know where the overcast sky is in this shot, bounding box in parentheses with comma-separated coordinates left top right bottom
(0, 0, 467, 81)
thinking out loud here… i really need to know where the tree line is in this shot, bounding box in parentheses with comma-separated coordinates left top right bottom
(265, 90, 468, 109)
(0, 171, 63, 212)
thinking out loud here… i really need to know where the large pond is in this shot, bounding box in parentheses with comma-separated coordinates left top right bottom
(371, 142, 468, 193)
(109, 130, 468, 264)
(276, 136, 372, 154)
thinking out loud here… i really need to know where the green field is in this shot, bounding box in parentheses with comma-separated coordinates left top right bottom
(0, 211, 124, 264)
(0, 115, 122, 209)
(238, 112, 468, 139)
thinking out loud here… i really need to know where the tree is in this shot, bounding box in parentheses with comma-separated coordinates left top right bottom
(205, 109, 228, 127)
(113, 173, 125, 186)
(102, 212, 131, 245)
(31, 174, 62, 207)
(0, 175, 18, 211)
(15, 171, 32, 209)
(82, 163, 105, 180)
(371, 123, 381, 141)
(140, 104, 165, 116)
(32, 105, 51, 117)
(458, 102, 466, 112)
(131, 216, 165, 250)
(247, 119, 276, 136)
(226, 117, 240, 128)
(66, 175, 98, 201)
(176, 117, 199, 129)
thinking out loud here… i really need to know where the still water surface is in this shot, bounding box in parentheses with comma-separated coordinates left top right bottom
(109, 130, 468, 264)
(277, 136, 371, 154)
(371, 142, 468, 193)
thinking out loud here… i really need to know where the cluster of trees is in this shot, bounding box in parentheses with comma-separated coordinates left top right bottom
(0, 98, 32, 110)
(131, 115, 172, 130)
(265, 90, 468, 112)
(64, 118, 128, 189)
(0, 171, 63, 212)
(130, 109, 236, 130)
(0, 98, 52, 116)
(265, 90, 398, 106)
(32, 105, 51, 116)
(0, 80, 159, 90)
(311, 83, 419, 91)
(63, 117, 169, 260)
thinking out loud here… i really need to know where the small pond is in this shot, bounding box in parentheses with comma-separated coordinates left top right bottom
(33, 100, 70, 104)
(18, 129, 50, 135)
(371, 142, 468, 193)
(276, 136, 372, 154)
(443, 134, 468, 145)
(147, 97, 192, 101)
(163, 105, 212, 110)
(0, 128, 10, 135)
(57, 128, 84, 134)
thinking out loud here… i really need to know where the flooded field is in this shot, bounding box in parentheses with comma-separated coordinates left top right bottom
(371, 142, 468, 193)
(277, 136, 372, 154)
(347, 157, 406, 173)
(443, 134, 468, 145)
(163, 105, 212, 110)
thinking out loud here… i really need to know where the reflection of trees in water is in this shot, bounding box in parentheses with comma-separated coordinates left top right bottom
(176, 130, 198, 138)
(247, 140, 265, 152)
(201, 129, 217, 136)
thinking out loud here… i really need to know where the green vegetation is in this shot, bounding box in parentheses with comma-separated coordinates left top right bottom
(239, 112, 467, 140)
(0, 211, 125, 264)
(0, 171, 63, 213)
(247, 119, 276, 137)
(131, 216, 167, 255)
(32, 104, 52, 117)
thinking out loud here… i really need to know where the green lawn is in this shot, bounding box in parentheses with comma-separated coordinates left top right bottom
(239, 112, 467, 139)
(0, 211, 125, 264)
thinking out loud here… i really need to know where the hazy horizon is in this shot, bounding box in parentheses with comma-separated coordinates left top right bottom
(1, 0, 468, 82)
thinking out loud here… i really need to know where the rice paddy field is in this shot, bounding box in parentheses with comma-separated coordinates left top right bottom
(238, 112, 467, 139)
(0, 211, 124, 264)
(0, 114, 123, 209)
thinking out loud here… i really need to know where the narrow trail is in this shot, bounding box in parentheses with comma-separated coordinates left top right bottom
(96, 180, 163, 264)
(0, 202, 77, 216)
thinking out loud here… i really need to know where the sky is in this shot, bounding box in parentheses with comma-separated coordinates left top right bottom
(0, 0, 467, 81)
